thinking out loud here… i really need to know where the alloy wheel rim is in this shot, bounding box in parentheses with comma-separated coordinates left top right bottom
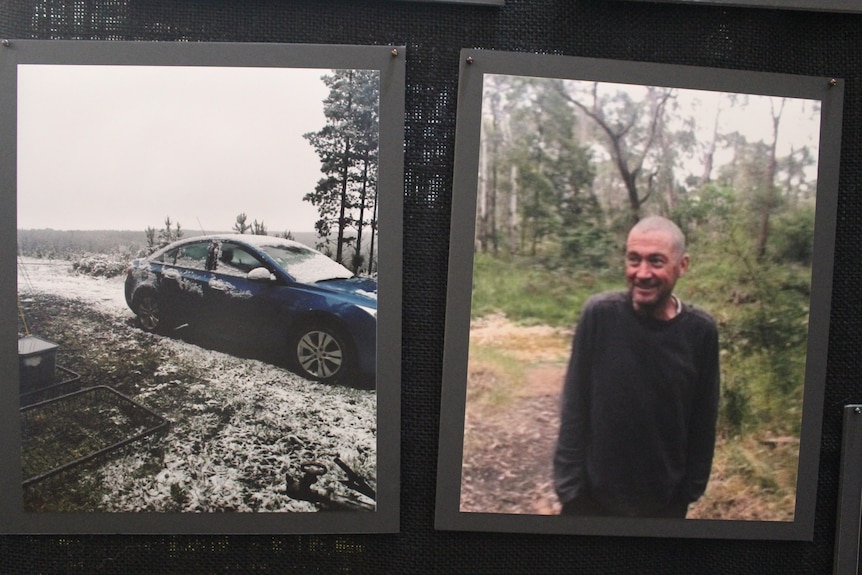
(297, 330, 343, 378)
(138, 296, 159, 330)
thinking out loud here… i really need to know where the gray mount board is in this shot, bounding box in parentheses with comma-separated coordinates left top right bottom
(1, 39, 403, 535)
(435, 48, 842, 540)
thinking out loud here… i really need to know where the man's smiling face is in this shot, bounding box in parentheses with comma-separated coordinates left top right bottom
(625, 227, 689, 319)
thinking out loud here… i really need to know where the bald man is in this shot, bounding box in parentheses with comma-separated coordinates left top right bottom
(554, 216, 720, 518)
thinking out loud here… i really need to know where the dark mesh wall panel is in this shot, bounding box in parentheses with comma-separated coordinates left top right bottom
(2, 1, 861, 573)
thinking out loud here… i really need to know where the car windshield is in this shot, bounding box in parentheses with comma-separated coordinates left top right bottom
(257, 243, 353, 284)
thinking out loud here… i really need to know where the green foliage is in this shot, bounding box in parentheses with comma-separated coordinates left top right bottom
(304, 69, 379, 264)
(233, 213, 251, 234)
(671, 184, 737, 240)
(766, 205, 816, 265)
(142, 216, 183, 254)
(471, 252, 619, 327)
(719, 370, 750, 438)
(558, 221, 619, 270)
(72, 254, 129, 278)
(252, 219, 267, 236)
(17, 229, 149, 260)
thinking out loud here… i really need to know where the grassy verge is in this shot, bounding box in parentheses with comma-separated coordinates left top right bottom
(470, 253, 619, 328)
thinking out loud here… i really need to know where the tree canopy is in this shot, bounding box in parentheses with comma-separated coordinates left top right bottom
(303, 69, 380, 274)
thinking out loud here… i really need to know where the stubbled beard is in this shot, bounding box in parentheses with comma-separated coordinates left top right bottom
(629, 284, 671, 313)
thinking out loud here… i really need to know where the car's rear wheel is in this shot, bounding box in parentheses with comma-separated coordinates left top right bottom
(291, 323, 353, 383)
(134, 290, 164, 333)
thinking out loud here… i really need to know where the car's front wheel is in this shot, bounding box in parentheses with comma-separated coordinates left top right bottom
(134, 290, 165, 333)
(291, 323, 353, 383)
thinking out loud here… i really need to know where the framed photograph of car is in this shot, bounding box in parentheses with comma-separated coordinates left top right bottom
(1, 40, 403, 534)
(435, 49, 842, 540)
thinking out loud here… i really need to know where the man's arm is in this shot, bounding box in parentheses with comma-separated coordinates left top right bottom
(681, 321, 720, 503)
(553, 305, 594, 506)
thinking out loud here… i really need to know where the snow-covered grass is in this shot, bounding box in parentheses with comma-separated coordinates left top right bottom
(17, 257, 377, 513)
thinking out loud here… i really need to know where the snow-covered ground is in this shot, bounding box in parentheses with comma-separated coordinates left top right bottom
(18, 257, 129, 313)
(17, 257, 377, 513)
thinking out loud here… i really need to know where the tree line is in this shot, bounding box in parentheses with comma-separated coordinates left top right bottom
(475, 75, 819, 270)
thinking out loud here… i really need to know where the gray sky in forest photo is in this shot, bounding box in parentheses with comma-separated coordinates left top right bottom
(562, 80, 821, 180)
(17, 64, 331, 233)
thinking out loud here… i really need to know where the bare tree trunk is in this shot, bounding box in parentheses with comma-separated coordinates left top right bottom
(508, 164, 519, 255)
(476, 130, 488, 252)
(757, 98, 785, 260)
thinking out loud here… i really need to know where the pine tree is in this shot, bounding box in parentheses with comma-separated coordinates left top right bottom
(303, 69, 380, 269)
(233, 213, 251, 234)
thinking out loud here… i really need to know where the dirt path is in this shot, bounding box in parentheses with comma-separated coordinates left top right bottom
(458, 315, 800, 522)
(459, 316, 570, 515)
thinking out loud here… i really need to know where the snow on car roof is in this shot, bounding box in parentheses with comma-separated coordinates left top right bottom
(215, 234, 305, 248)
(152, 234, 355, 283)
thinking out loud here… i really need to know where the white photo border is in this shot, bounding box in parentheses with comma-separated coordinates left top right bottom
(435, 48, 842, 540)
(0, 39, 403, 534)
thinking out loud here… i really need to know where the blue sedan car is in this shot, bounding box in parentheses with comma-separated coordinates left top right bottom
(124, 234, 377, 383)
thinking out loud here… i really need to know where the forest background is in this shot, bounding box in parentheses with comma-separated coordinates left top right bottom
(464, 74, 821, 520)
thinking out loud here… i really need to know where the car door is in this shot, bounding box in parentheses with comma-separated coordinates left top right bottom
(208, 241, 287, 345)
(157, 240, 217, 328)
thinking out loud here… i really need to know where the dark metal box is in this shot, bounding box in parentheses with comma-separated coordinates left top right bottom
(18, 336, 59, 394)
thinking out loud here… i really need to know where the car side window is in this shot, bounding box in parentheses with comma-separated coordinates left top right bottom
(172, 242, 211, 271)
(216, 244, 265, 276)
(152, 250, 172, 264)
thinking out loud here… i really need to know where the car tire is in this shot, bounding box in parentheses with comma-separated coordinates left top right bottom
(291, 322, 354, 383)
(133, 289, 166, 333)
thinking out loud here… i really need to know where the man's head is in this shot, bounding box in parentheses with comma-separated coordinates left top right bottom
(625, 216, 689, 320)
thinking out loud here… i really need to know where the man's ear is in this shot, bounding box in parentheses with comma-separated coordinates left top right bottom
(678, 253, 690, 275)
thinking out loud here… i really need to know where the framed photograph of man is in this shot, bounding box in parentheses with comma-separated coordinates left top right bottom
(1, 40, 403, 534)
(435, 49, 842, 540)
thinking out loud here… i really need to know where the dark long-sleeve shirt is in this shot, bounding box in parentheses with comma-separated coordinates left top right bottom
(553, 291, 720, 517)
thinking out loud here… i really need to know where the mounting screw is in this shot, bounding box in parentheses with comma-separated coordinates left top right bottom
(829, 78, 838, 87)
(391, 48, 398, 57)
(1, 39, 10, 48)
(466, 56, 474, 65)
(855, 407, 861, 414)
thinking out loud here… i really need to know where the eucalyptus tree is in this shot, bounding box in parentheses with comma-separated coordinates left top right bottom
(555, 81, 675, 222)
(477, 75, 594, 261)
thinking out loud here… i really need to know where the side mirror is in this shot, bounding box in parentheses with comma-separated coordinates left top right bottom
(247, 267, 275, 282)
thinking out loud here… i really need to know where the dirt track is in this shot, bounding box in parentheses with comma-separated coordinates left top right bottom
(459, 316, 570, 515)
(457, 315, 800, 522)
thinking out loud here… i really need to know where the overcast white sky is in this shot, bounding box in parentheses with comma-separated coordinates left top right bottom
(17, 64, 334, 233)
(486, 76, 821, 185)
(575, 80, 821, 180)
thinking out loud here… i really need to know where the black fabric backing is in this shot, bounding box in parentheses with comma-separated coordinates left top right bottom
(1, 0, 861, 572)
